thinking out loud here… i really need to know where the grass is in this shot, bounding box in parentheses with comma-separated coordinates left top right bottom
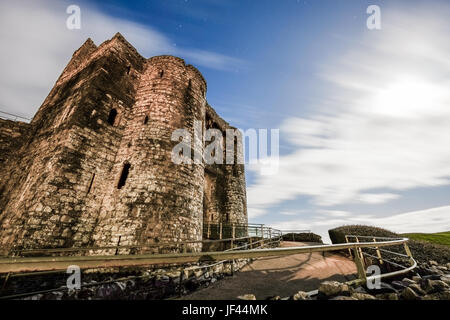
(400, 231, 450, 247)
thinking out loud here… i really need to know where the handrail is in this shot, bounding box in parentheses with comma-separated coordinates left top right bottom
(9, 235, 258, 255)
(0, 234, 416, 300)
(0, 238, 410, 274)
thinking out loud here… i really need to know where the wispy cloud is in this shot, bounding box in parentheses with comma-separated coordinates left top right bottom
(0, 0, 243, 117)
(273, 205, 450, 244)
(247, 4, 450, 222)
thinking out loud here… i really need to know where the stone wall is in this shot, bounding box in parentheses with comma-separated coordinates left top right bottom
(0, 33, 247, 255)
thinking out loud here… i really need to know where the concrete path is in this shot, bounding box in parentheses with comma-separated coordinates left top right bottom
(179, 241, 357, 300)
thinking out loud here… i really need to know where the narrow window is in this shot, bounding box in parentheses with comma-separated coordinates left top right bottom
(107, 109, 118, 126)
(143, 115, 149, 124)
(117, 163, 131, 189)
(126, 66, 131, 75)
(87, 173, 95, 194)
(159, 70, 164, 78)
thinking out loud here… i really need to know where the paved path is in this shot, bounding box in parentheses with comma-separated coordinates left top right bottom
(179, 242, 357, 300)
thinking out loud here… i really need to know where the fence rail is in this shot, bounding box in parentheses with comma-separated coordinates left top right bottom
(0, 230, 417, 299)
(0, 237, 414, 275)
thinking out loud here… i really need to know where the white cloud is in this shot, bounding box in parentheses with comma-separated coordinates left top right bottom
(0, 0, 243, 118)
(247, 5, 450, 219)
(273, 205, 450, 244)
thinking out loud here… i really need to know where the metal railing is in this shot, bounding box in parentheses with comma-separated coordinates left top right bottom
(202, 222, 282, 241)
(343, 235, 417, 286)
(0, 232, 417, 299)
(0, 236, 414, 275)
(6, 223, 283, 258)
(0, 227, 281, 299)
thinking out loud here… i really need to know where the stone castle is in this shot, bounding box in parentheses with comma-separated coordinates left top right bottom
(0, 33, 247, 254)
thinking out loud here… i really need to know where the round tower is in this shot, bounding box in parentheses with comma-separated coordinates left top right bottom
(92, 56, 208, 252)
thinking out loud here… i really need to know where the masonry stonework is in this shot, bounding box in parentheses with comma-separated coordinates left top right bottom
(0, 33, 247, 255)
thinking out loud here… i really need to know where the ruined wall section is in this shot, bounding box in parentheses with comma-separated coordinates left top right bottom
(0, 34, 145, 252)
(90, 56, 207, 251)
(0, 119, 30, 165)
(203, 105, 247, 226)
(0, 119, 31, 213)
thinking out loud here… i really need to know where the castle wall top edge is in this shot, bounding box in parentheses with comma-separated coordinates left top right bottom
(147, 55, 207, 91)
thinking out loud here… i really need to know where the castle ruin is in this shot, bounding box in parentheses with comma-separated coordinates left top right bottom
(0, 33, 247, 254)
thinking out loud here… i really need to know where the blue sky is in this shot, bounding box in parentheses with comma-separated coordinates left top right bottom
(1, 0, 449, 242)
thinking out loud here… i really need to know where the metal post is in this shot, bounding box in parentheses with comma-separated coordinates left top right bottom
(403, 242, 415, 266)
(232, 223, 236, 239)
(403, 242, 413, 257)
(345, 235, 352, 258)
(355, 237, 365, 270)
(373, 238, 384, 265)
(352, 247, 367, 282)
(207, 223, 211, 239)
(219, 223, 223, 240)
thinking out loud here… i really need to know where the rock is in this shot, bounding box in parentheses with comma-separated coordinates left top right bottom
(238, 294, 256, 300)
(439, 291, 450, 300)
(421, 279, 449, 294)
(351, 293, 376, 300)
(431, 280, 449, 291)
(391, 281, 409, 290)
(402, 278, 417, 285)
(352, 286, 367, 294)
(372, 282, 398, 294)
(267, 296, 281, 300)
(422, 293, 440, 300)
(376, 293, 398, 300)
(408, 283, 426, 296)
(292, 291, 310, 300)
(385, 293, 399, 300)
(318, 281, 349, 297)
(330, 296, 357, 300)
(429, 260, 438, 266)
(412, 275, 422, 282)
(441, 275, 450, 286)
(422, 274, 442, 281)
(422, 291, 450, 300)
(446, 263, 450, 270)
(401, 287, 420, 300)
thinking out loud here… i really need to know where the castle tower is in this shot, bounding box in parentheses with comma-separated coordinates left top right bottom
(0, 34, 247, 254)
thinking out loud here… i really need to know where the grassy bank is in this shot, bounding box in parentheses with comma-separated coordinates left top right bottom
(328, 225, 450, 264)
(401, 231, 450, 247)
